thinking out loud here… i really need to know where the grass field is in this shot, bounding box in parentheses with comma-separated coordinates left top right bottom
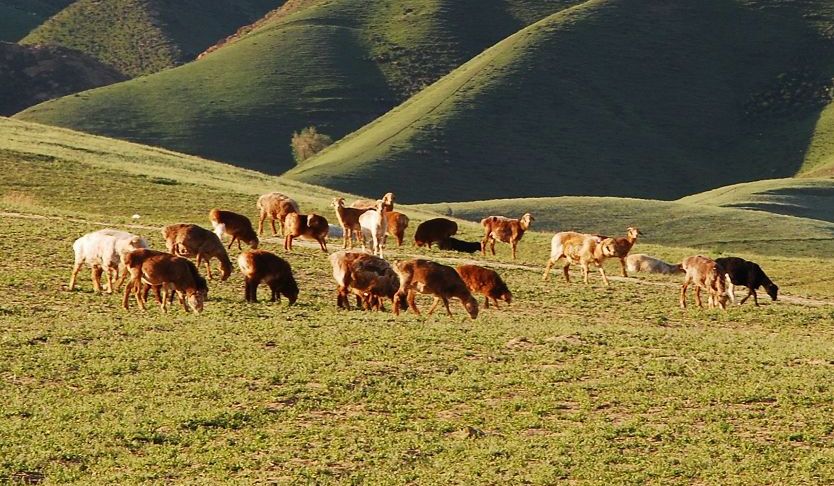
(3, 118, 834, 483)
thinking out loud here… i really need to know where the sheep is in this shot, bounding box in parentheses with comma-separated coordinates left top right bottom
(237, 250, 299, 304)
(543, 232, 610, 285)
(393, 259, 479, 319)
(456, 264, 512, 309)
(358, 200, 388, 257)
(715, 257, 778, 306)
(283, 212, 329, 252)
(351, 192, 395, 212)
(329, 250, 404, 311)
(256, 192, 299, 236)
(122, 249, 208, 313)
(600, 227, 642, 277)
(209, 208, 259, 250)
(481, 213, 534, 260)
(437, 237, 481, 253)
(331, 197, 368, 249)
(680, 255, 730, 310)
(69, 229, 148, 293)
(413, 218, 458, 248)
(385, 211, 410, 247)
(161, 224, 233, 281)
(625, 254, 683, 275)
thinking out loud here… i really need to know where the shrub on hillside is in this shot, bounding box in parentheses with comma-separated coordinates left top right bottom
(291, 126, 332, 164)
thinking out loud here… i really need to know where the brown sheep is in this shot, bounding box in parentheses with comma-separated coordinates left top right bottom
(352, 192, 395, 212)
(162, 224, 233, 281)
(332, 197, 368, 249)
(456, 264, 512, 309)
(283, 212, 329, 252)
(680, 255, 729, 310)
(329, 250, 405, 311)
(600, 227, 642, 277)
(122, 249, 208, 313)
(385, 211, 410, 247)
(413, 218, 458, 248)
(481, 213, 534, 260)
(257, 192, 299, 236)
(209, 208, 259, 250)
(393, 259, 478, 319)
(237, 250, 298, 304)
(543, 232, 610, 285)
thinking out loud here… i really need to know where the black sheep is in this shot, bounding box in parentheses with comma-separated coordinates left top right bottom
(715, 257, 778, 306)
(437, 237, 481, 253)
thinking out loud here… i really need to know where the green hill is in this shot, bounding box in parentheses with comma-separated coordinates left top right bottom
(19, 0, 286, 77)
(14, 0, 581, 173)
(286, 0, 834, 203)
(0, 0, 72, 42)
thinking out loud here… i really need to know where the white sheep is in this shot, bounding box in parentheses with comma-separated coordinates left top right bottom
(69, 229, 148, 293)
(625, 254, 683, 275)
(358, 200, 388, 258)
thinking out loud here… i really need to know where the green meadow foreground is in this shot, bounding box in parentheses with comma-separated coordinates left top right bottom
(2, 119, 834, 483)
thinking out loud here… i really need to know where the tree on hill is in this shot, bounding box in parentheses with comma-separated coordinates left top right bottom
(291, 126, 332, 164)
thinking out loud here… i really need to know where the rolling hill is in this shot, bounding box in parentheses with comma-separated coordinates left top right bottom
(19, 0, 287, 77)
(14, 0, 582, 173)
(286, 0, 834, 203)
(0, 0, 72, 42)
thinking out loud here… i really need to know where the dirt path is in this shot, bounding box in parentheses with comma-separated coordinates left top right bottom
(4, 210, 832, 307)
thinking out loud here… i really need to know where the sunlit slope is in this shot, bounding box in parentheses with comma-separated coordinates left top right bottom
(288, 0, 834, 203)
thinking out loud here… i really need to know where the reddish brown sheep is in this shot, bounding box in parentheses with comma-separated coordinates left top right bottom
(209, 208, 259, 250)
(481, 213, 534, 260)
(393, 259, 478, 319)
(456, 264, 512, 309)
(237, 250, 299, 304)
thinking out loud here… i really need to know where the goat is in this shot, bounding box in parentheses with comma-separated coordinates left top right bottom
(543, 232, 610, 285)
(331, 197, 368, 249)
(283, 212, 329, 252)
(625, 254, 683, 275)
(256, 192, 299, 236)
(162, 224, 233, 281)
(358, 200, 388, 257)
(385, 211, 409, 247)
(456, 264, 512, 309)
(414, 218, 458, 248)
(69, 229, 148, 293)
(481, 213, 534, 260)
(352, 192, 395, 212)
(237, 250, 299, 304)
(393, 259, 478, 319)
(437, 237, 481, 253)
(122, 249, 208, 313)
(680, 256, 730, 310)
(600, 227, 642, 277)
(209, 208, 259, 250)
(715, 257, 778, 306)
(329, 250, 404, 311)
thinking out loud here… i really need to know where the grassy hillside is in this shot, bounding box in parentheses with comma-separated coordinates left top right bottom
(0, 0, 72, 42)
(3, 120, 834, 483)
(15, 0, 580, 173)
(19, 0, 286, 77)
(679, 178, 834, 224)
(287, 0, 834, 202)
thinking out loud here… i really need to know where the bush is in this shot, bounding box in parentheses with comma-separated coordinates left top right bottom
(291, 126, 333, 164)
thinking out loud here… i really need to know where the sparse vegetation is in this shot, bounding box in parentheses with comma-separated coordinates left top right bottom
(290, 126, 332, 164)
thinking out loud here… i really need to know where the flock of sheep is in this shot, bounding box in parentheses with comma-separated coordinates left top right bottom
(67, 191, 780, 317)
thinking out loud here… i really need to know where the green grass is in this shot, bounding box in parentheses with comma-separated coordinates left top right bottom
(14, 0, 579, 173)
(19, 0, 285, 77)
(4, 118, 834, 483)
(287, 0, 834, 202)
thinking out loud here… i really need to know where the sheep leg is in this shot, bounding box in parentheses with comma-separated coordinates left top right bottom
(694, 286, 703, 308)
(489, 239, 496, 256)
(270, 218, 278, 237)
(121, 276, 134, 310)
(484, 296, 490, 309)
(563, 263, 571, 283)
(542, 258, 554, 280)
(69, 262, 83, 290)
(491, 297, 501, 310)
(91, 265, 104, 292)
(113, 266, 129, 291)
(511, 241, 518, 260)
(619, 258, 628, 277)
(427, 297, 441, 315)
(104, 267, 115, 294)
(581, 263, 590, 284)
(318, 237, 327, 252)
(284, 235, 292, 252)
(407, 291, 421, 315)
(680, 279, 690, 309)
(598, 266, 609, 286)
(178, 289, 189, 312)
(443, 298, 454, 317)
(342, 230, 350, 249)
(226, 236, 236, 249)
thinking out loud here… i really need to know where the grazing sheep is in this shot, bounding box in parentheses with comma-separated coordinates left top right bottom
(437, 237, 481, 253)
(122, 249, 208, 313)
(283, 212, 329, 252)
(393, 259, 478, 319)
(257, 192, 299, 236)
(69, 229, 148, 293)
(414, 218, 458, 248)
(625, 254, 683, 275)
(329, 250, 404, 311)
(209, 208, 259, 250)
(543, 232, 610, 285)
(237, 250, 298, 304)
(600, 227, 642, 276)
(385, 211, 410, 247)
(352, 192, 395, 212)
(456, 264, 512, 309)
(680, 255, 729, 310)
(715, 257, 778, 306)
(162, 224, 233, 281)
(331, 197, 368, 249)
(481, 213, 534, 260)
(358, 200, 388, 257)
